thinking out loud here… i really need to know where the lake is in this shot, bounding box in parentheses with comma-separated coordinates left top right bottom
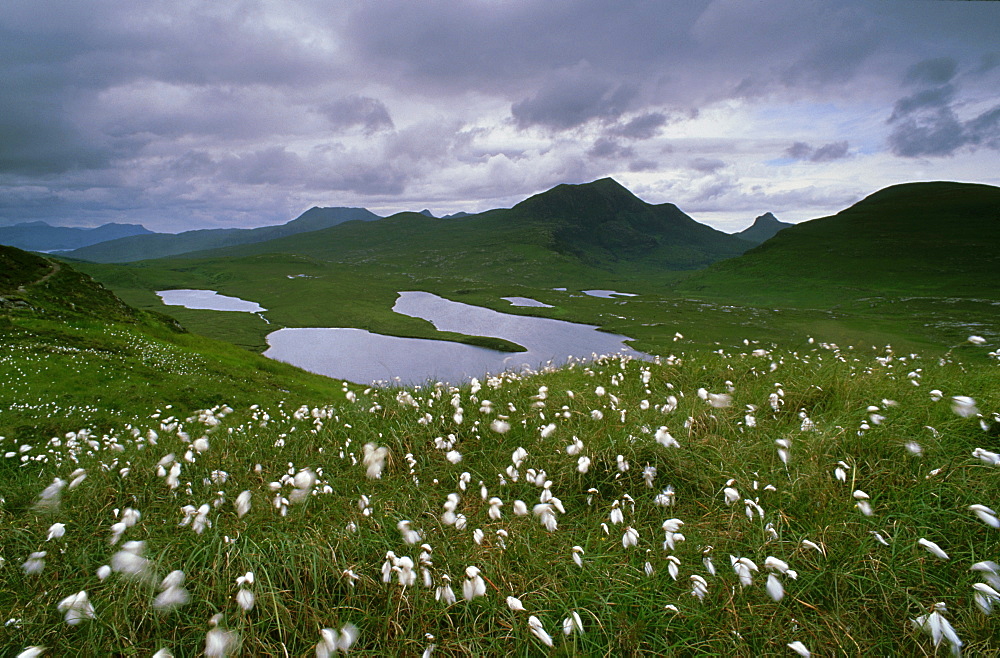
(265, 291, 647, 385)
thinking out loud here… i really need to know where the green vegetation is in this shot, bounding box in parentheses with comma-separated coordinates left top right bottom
(2, 303, 999, 653)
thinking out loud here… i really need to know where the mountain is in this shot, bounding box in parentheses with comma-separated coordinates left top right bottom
(0, 221, 151, 252)
(679, 181, 1000, 303)
(64, 207, 380, 262)
(734, 212, 792, 244)
(178, 178, 753, 277)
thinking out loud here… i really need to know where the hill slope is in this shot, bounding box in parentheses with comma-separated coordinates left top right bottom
(0, 246, 344, 439)
(65, 207, 380, 262)
(679, 181, 1000, 304)
(0, 221, 151, 252)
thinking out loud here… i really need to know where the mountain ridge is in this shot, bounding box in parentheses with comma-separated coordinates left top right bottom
(735, 212, 793, 244)
(0, 221, 152, 252)
(64, 207, 380, 263)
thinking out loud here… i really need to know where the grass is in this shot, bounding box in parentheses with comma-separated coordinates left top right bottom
(2, 325, 999, 654)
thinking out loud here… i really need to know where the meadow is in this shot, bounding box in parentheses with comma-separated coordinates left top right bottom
(3, 317, 999, 654)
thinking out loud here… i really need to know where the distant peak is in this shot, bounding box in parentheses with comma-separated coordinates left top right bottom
(753, 212, 780, 225)
(419, 209, 435, 218)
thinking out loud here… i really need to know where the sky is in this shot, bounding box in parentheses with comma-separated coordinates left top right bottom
(1, 0, 998, 234)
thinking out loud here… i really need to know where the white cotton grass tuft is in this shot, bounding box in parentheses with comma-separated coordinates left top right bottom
(235, 490, 252, 518)
(363, 443, 389, 479)
(917, 538, 950, 560)
(316, 623, 359, 657)
(22, 551, 46, 575)
(950, 396, 979, 418)
(562, 611, 584, 635)
(463, 566, 486, 600)
(506, 595, 526, 611)
(527, 615, 554, 647)
(57, 590, 95, 625)
(911, 602, 962, 656)
(46, 522, 66, 541)
(787, 640, 811, 656)
(153, 570, 191, 612)
(969, 504, 1000, 529)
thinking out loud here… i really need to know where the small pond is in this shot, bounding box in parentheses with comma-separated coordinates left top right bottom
(582, 289, 637, 299)
(157, 289, 266, 313)
(502, 297, 554, 308)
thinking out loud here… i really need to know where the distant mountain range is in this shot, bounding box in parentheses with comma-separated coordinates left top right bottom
(173, 178, 755, 275)
(0, 221, 152, 252)
(735, 212, 792, 244)
(62, 207, 380, 262)
(679, 181, 1000, 302)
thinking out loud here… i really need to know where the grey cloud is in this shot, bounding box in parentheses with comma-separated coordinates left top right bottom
(628, 159, 659, 172)
(512, 66, 638, 130)
(689, 158, 726, 173)
(320, 96, 394, 135)
(889, 85, 954, 122)
(904, 57, 957, 85)
(784, 141, 850, 162)
(608, 113, 668, 140)
(587, 138, 634, 160)
(889, 103, 1000, 157)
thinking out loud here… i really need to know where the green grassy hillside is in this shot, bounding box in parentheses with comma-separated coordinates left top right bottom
(0, 247, 346, 442)
(679, 181, 1000, 305)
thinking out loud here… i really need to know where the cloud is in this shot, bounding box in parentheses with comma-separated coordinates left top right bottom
(319, 96, 394, 135)
(904, 57, 957, 86)
(587, 138, 634, 160)
(608, 113, 668, 140)
(784, 141, 850, 162)
(689, 158, 726, 173)
(511, 64, 638, 130)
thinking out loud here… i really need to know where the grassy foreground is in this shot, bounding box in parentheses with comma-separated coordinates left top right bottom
(2, 333, 999, 655)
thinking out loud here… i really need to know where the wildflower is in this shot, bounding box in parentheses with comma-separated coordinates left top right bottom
(363, 443, 389, 479)
(398, 520, 422, 544)
(911, 602, 962, 656)
(111, 541, 151, 580)
(917, 538, 949, 560)
(46, 523, 66, 541)
(853, 490, 872, 516)
(562, 611, 584, 635)
(655, 427, 679, 448)
(973, 583, 1000, 614)
(951, 396, 979, 418)
(787, 641, 811, 656)
(765, 574, 784, 602)
(16, 648, 46, 658)
(34, 477, 65, 511)
(204, 624, 240, 658)
(622, 526, 639, 548)
(540, 423, 556, 438)
(572, 546, 584, 567)
(905, 441, 923, 456)
(533, 503, 558, 531)
(609, 501, 624, 525)
(969, 504, 1000, 529)
(490, 419, 511, 434)
(235, 491, 251, 518)
(154, 570, 190, 612)
(22, 551, 46, 575)
(691, 574, 708, 601)
(463, 566, 486, 600)
(96, 565, 111, 580)
(435, 575, 457, 605)
(57, 591, 95, 625)
(577, 456, 591, 473)
(506, 596, 526, 611)
(731, 556, 758, 587)
(666, 555, 681, 580)
(527, 615, 554, 647)
(968, 335, 987, 345)
(972, 448, 1000, 466)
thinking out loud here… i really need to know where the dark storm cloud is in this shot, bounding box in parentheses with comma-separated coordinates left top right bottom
(320, 96, 395, 135)
(904, 57, 957, 86)
(888, 103, 1000, 158)
(511, 65, 639, 130)
(784, 141, 850, 162)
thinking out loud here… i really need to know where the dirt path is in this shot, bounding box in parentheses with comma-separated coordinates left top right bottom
(17, 260, 61, 293)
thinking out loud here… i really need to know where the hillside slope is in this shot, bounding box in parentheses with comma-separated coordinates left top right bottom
(0, 246, 344, 439)
(65, 207, 380, 262)
(679, 181, 1000, 304)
